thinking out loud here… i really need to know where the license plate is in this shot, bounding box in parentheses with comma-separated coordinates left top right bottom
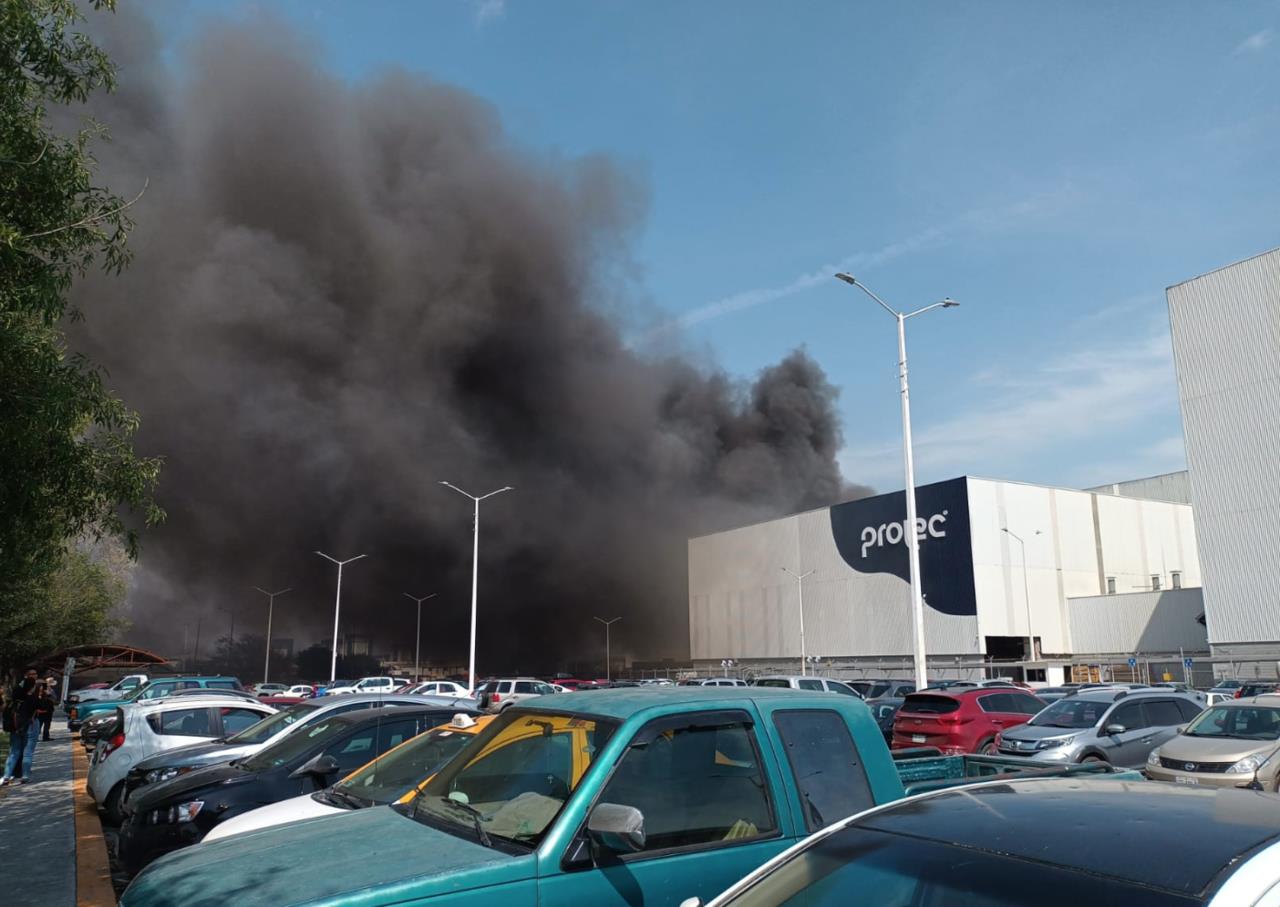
(1175, 775, 1199, 785)
(912, 734, 927, 743)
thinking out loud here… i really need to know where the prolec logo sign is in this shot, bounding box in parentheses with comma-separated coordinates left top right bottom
(829, 476, 977, 617)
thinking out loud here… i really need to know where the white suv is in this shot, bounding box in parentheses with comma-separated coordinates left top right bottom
(475, 678, 556, 713)
(87, 694, 276, 822)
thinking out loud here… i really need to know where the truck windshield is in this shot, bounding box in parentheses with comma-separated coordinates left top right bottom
(226, 702, 317, 745)
(1186, 707, 1280, 740)
(1027, 699, 1107, 729)
(409, 710, 618, 847)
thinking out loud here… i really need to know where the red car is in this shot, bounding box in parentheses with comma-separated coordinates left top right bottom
(891, 688, 1046, 755)
(554, 679, 598, 691)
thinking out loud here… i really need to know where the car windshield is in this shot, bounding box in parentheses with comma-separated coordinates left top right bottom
(1185, 706, 1280, 740)
(1027, 699, 1108, 729)
(241, 716, 351, 770)
(408, 710, 617, 848)
(336, 725, 477, 805)
(226, 702, 318, 745)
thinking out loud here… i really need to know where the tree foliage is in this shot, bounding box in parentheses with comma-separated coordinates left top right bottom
(0, 546, 127, 670)
(1, 0, 162, 630)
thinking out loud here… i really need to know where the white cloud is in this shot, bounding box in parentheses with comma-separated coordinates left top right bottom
(1234, 28, 1274, 54)
(839, 326, 1180, 488)
(640, 185, 1078, 342)
(472, 0, 505, 26)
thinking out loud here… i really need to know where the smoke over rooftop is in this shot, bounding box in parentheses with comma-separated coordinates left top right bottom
(75, 12, 865, 670)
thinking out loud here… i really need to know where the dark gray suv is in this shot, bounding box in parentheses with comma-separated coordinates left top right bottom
(997, 689, 1204, 767)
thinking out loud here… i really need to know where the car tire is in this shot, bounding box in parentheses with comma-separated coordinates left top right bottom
(978, 738, 998, 755)
(1080, 754, 1107, 765)
(104, 781, 127, 825)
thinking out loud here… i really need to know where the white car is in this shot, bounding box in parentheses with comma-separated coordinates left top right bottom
(325, 676, 398, 695)
(405, 680, 470, 698)
(282, 684, 316, 698)
(203, 712, 485, 842)
(474, 678, 557, 713)
(87, 694, 276, 821)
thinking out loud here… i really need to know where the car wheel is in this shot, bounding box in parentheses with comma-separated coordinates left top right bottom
(1080, 754, 1107, 765)
(978, 738, 998, 755)
(104, 781, 127, 825)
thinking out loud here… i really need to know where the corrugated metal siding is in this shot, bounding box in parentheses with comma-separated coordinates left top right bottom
(1068, 588, 1208, 654)
(1085, 470, 1191, 504)
(1168, 248, 1280, 644)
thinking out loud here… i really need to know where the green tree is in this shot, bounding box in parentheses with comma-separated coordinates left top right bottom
(0, 546, 127, 670)
(1, 0, 163, 631)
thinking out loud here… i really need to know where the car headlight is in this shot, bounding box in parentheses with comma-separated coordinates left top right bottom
(1226, 754, 1269, 775)
(143, 767, 184, 784)
(1037, 737, 1070, 750)
(150, 801, 204, 824)
(1147, 749, 1161, 766)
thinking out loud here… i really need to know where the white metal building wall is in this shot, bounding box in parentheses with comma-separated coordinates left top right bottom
(690, 477, 1198, 661)
(1085, 470, 1192, 505)
(1068, 588, 1208, 655)
(1167, 248, 1280, 646)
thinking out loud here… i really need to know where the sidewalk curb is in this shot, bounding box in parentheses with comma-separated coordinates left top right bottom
(72, 745, 116, 906)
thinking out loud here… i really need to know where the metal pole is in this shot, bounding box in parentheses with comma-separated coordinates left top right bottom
(403, 593, 438, 681)
(781, 567, 815, 676)
(897, 314, 929, 691)
(254, 587, 292, 686)
(440, 483, 513, 694)
(316, 552, 367, 684)
(835, 275, 957, 693)
(594, 617, 621, 681)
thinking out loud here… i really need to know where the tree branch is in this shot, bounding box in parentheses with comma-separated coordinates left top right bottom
(21, 177, 148, 240)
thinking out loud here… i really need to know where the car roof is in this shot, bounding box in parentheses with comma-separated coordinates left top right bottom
(856, 779, 1280, 898)
(1225, 695, 1280, 707)
(325, 704, 476, 728)
(507, 686, 859, 720)
(907, 687, 1034, 700)
(137, 695, 267, 713)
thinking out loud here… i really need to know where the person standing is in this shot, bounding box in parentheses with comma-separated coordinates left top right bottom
(2, 668, 38, 785)
(35, 682, 56, 742)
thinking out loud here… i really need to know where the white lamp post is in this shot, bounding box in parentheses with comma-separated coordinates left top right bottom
(439, 482, 513, 694)
(594, 616, 621, 681)
(252, 586, 292, 685)
(835, 273, 959, 691)
(780, 567, 815, 675)
(403, 592, 438, 681)
(1001, 528, 1041, 667)
(314, 551, 367, 684)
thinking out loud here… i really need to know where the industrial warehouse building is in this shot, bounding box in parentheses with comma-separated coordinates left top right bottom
(1168, 247, 1280, 675)
(688, 475, 1207, 684)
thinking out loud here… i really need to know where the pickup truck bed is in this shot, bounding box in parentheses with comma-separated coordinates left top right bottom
(893, 748, 1144, 794)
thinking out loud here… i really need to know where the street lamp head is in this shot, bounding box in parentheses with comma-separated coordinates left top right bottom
(834, 272, 857, 285)
(941, 297, 959, 308)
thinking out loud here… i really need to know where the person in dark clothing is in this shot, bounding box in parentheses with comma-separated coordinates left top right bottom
(35, 684, 56, 742)
(2, 669, 39, 785)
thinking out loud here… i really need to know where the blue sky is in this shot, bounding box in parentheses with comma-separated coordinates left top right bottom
(157, 1, 1280, 493)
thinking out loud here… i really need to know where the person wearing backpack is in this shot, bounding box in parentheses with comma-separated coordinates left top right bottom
(2, 669, 39, 785)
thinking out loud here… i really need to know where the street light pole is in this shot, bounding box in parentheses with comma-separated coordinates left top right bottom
(1002, 528, 1041, 667)
(835, 273, 958, 691)
(315, 551, 367, 684)
(403, 593, 438, 681)
(780, 567, 815, 675)
(594, 617, 621, 681)
(439, 482, 513, 694)
(252, 586, 292, 685)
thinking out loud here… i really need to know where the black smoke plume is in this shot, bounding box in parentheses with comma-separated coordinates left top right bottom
(73, 12, 864, 672)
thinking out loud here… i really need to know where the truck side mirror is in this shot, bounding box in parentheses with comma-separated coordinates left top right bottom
(290, 753, 340, 780)
(1104, 723, 1126, 736)
(587, 803, 646, 855)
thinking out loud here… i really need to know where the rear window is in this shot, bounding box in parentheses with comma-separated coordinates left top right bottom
(755, 679, 792, 689)
(147, 707, 213, 737)
(867, 683, 892, 699)
(901, 694, 960, 715)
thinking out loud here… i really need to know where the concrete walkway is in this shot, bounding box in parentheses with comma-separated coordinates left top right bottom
(0, 729, 116, 906)
(0, 730, 76, 905)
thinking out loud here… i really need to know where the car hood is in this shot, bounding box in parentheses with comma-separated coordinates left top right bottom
(129, 763, 258, 814)
(1002, 724, 1086, 743)
(1158, 734, 1280, 763)
(122, 805, 531, 907)
(134, 740, 259, 772)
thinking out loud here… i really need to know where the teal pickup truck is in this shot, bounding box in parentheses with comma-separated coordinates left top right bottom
(120, 687, 1131, 907)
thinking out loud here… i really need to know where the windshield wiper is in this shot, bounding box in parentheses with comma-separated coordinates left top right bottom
(438, 797, 492, 848)
(319, 788, 365, 809)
